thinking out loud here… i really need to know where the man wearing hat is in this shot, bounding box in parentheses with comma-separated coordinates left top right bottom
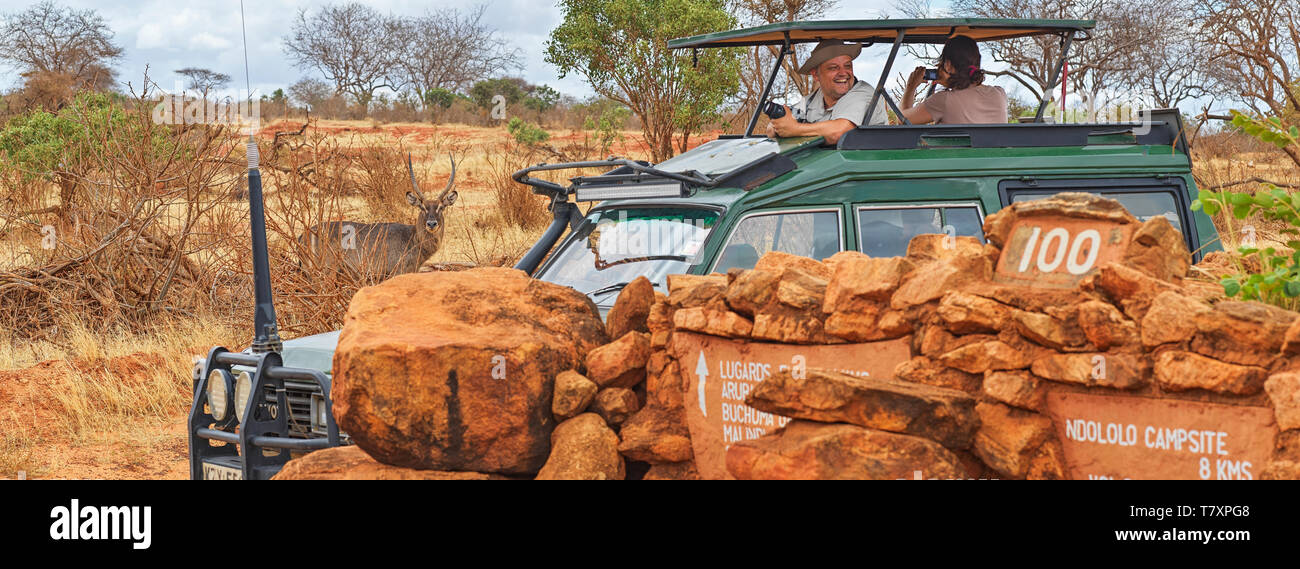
(765, 40, 888, 144)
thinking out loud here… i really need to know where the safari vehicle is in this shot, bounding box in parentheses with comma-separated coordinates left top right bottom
(189, 18, 1221, 479)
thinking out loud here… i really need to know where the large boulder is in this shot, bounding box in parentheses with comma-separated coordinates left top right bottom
(332, 268, 608, 475)
(273, 446, 509, 480)
(535, 414, 625, 480)
(606, 277, 655, 340)
(746, 369, 978, 449)
(726, 421, 968, 480)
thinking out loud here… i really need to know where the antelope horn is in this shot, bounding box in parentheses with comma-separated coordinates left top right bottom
(407, 153, 426, 203)
(437, 153, 456, 202)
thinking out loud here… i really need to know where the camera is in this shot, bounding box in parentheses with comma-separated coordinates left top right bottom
(761, 101, 786, 119)
(924, 68, 939, 81)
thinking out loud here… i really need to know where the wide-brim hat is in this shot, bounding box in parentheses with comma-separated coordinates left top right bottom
(798, 40, 862, 74)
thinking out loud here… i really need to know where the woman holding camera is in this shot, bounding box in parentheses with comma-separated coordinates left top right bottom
(900, 35, 1008, 124)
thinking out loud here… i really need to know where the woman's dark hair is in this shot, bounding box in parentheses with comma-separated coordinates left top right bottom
(939, 35, 984, 90)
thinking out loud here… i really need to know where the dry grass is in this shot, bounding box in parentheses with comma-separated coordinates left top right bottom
(1191, 133, 1300, 252)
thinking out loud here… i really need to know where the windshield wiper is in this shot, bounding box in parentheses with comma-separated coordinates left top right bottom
(586, 282, 632, 297)
(585, 280, 664, 298)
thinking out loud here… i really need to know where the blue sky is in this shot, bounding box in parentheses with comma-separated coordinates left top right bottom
(0, 0, 949, 103)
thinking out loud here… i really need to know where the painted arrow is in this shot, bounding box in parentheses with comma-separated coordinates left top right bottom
(695, 350, 709, 417)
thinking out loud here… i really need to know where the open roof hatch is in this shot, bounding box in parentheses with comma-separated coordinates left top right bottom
(668, 18, 1096, 135)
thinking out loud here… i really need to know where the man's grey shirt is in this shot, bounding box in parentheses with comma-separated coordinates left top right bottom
(794, 79, 888, 126)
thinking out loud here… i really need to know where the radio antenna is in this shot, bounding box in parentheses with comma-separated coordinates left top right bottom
(239, 0, 282, 354)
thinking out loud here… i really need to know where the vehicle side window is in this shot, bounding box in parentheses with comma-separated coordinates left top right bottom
(714, 210, 841, 272)
(857, 205, 984, 257)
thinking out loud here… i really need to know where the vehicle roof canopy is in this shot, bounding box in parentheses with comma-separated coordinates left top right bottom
(667, 18, 1095, 49)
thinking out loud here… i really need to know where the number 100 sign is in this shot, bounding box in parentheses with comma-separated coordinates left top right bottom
(993, 216, 1133, 288)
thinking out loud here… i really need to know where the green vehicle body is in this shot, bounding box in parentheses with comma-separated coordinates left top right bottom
(536, 124, 1219, 308)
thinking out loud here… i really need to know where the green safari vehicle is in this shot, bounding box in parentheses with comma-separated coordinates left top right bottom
(188, 18, 1221, 479)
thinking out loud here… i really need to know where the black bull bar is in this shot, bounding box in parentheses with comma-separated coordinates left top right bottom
(188, 347, 342, 480)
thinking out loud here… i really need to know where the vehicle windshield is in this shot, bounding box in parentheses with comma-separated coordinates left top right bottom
(538, 207, 720, 302)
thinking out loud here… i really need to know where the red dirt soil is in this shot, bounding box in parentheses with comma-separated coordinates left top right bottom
(0, 353, 191, 480)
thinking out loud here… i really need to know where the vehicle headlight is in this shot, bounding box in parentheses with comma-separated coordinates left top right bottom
(234, 370, 254, 424)
(206, 369, 232, 421)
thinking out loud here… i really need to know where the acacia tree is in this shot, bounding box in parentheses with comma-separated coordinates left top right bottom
(547, 0, 742, 161)
(0, 1, 122, 107)
(1194, 0, 1300, 169)
(281, 3, 402, 113)
(175, 67, 231, 94)
(394, 4, 523, 99)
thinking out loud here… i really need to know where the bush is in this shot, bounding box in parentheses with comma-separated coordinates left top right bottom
(1192, 112, 1300, 310)
(506, 117, 550, 146)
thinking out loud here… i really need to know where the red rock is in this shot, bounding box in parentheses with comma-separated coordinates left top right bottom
(1284, 318, 1300, 356)
(972, 402, 1055, 479)
(591, 387, 640, 427)
(645, 354, 683, 409)
(894, 356, 982, 393)
(1124, 215, 1190, 281)
(747, 369, 978, 449)
(726, 421, 968, 480)
(1265, 372, 1300, 430)
(936, 291, 1012, 334)
(891, 254, 992, 309)
(754, 251, 832, 280)
(774, 267, 828, 311)
(643, 461, 702, 480)
(585, 331, 652, 389)
(672, 306, 753, 338)
(273, 446, 510, 480)
(535, 414, 625, 480)
(1030, 352, 1147, 389)
(1076, 300, 1139, 350)
(332, 268, 608, 475)
(938, 340, 1032, 374)
(666, 273, 727, 294)
(1140, 291, 1210, 347)
(1260, 461, 1300, 480)
(982, 192, 1137, 249)
(824, 255, 914, 312)
(552, 370, 598, 421)
(666, 280, 726, 309)
(1190, 301, 1296, 368)
(983, 370, 1046, 411)
(1083, 262, 1180, 320)
(1012, 310, 1088, 350)
(905, 234, 986, 261)
(723, 269, 779, 316)
(1153, 351, 1268, 395)
(751, 311, 826, 344)
(606, 277, 654, 340)
(617, 404, 694, 464)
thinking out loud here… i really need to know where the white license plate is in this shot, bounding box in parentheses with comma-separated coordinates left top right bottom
(202, 462, 243, 480)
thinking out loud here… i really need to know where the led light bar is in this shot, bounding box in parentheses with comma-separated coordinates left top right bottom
(574, 182, 685, 202)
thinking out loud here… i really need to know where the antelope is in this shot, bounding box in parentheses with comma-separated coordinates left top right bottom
(298, 154, 457, 278)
